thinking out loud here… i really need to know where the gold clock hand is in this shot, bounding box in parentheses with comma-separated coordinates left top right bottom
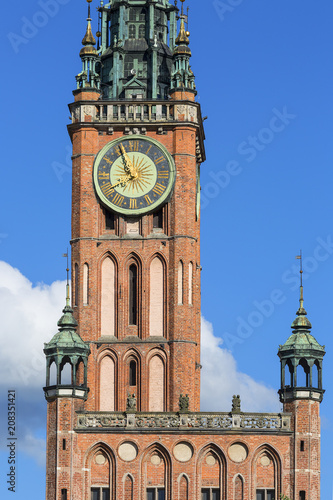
(110, 179, 122, 189)
(110, 175, 131, 189)
(120, 144, 136, 177)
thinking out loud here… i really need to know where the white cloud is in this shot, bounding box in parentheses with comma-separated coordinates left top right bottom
(0, 261, 66, 389)
(201, 317, 280, 412)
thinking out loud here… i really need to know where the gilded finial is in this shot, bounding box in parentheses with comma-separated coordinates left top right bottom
(175, 0, 190, 46)
(82, 0, 96, 47)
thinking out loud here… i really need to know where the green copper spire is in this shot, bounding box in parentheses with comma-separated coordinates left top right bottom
(76, 0, 101, 90)
(281, 284, 322, 351)
(43, 260, 90, 401)
(278, 252, 325, 403)
(170, 0, 195, 92)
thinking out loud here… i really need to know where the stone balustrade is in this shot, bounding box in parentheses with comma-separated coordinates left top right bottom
(69, 101, 199, 125)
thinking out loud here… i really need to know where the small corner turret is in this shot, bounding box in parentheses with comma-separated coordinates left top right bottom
(278, 253, 325, 404)
(75, 0, 101, 92)
(170, 0, 196, 96)
(43, 265, 90, 402)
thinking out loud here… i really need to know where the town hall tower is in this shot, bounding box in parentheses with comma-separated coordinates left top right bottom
(43, 1, 325, 499)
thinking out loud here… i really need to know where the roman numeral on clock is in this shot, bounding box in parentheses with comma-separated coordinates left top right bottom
(112, 194, 125, 206)
(152, 183, 166, 196)
(129, 199, 137, 209)
(98, 172, 109, 179)
(157, 171, 169, 179)
(155, 156, 165, 165)
(144, 195, 153, 205)
(128, 141, 139, 152)
(101, 182, 114, 197)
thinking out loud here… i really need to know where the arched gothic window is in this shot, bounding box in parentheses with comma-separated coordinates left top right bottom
(124, 475, 133, 500)
(74, 263, 79, 306)
(200, 449, 222, 499)
(254, 448, 280, 500)
(188, 262, 193, 305)
(129, 24, 136, 39)
(149, 355, 165, 411)
(89, 448, 111, 500)
(139, 8, 146, 21)
(314, 360, 321, 389)
(234, 475, 243, 500)
(101, 257, 116, 336)
(100, 356, 115, 411)
(129, 360, 137, 387)
(144, 446, 170, 500)
(60, 357, 72, 385)
(139, 24, 145, 39)
(150, 257, 164, 336)
(297, 358, 310, 387)
(83, 263, 89, 305)
(49, 361, 57, 385)
(179, 475, 188, 500)
(129, 264, 138, 325)
(178, 261, 183, 305)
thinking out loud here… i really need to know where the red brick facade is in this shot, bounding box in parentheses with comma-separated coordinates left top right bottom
(44, 18, 323, 500)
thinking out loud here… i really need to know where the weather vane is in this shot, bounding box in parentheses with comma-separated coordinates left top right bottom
(87, 0, 92, 20)
(296, 250, 303, 287)
(63, 249, 70, 306)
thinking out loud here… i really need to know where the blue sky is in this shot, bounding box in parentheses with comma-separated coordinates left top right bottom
(1, 0, 332, 498)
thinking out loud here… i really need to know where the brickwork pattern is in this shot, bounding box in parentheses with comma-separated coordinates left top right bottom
(47, 407, 300, 500)
(45, 87, 323, 500)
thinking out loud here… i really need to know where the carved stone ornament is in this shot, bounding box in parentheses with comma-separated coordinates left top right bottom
(177, 105, 185, 114)
(76, 412, 290, 432)
(83, 105, 93, 116)
(126, 393, 137, 412)
(179, 394, 190, 412)
(232, 395, 241, 414)
(189, 106, 196, 117)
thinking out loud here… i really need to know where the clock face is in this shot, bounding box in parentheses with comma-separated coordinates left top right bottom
(93, 136, 176, 215)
